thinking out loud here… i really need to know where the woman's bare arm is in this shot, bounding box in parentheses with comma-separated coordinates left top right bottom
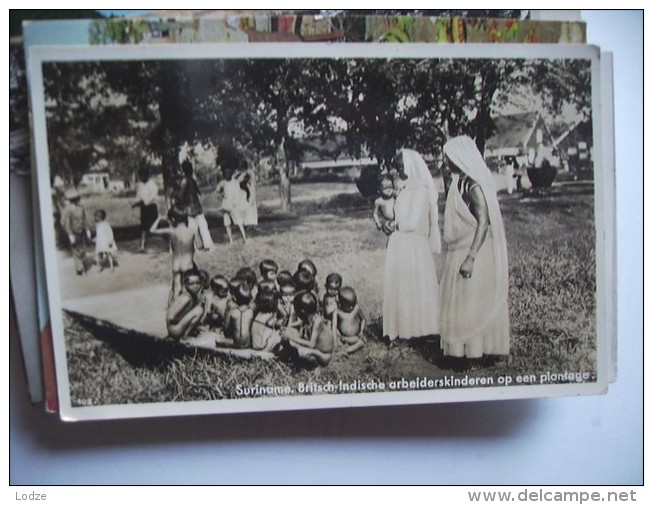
(459, 184, 490, 278)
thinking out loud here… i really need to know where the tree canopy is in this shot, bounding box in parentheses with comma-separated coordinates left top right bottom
(42, 54, 592, 206)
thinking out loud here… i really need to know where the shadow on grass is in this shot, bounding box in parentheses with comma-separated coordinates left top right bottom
(65, 310, 218, 370)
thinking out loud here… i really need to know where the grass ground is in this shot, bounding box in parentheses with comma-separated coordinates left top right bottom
(61, 181, 597, 406)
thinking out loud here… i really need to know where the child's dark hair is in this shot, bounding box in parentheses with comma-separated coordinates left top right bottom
(210, 275, 229, 296)
(325, 272, 343, 289)
(293, 269, 315, 293)
(217, 143, 240, 173)
(167, 206, 187, 226)
(259, 259, 279, 277)
(198, 269, 210, 289)
(293, 291, 318, 319)
(256, 289, 278, 314)
(378, 174, 394, 195)
(236, 267, 258, 289)
(258, 279, 277, 295)
(182, 269, 202, 286)
(181, 159, 193, 176)
(233, 283, 252, 306)
(338, 286, 357, 310)
(94, 209, 107, 221)
(276, 270, 293, 287)
(297, 259, 318, 277)
(228, 276, 242, 295)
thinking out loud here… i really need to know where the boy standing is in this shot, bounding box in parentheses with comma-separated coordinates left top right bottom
(61, 189, 92, 275)
(149, 207, 198, 303)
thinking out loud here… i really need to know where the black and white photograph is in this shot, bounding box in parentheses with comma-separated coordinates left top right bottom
(27, 43, 608, 420)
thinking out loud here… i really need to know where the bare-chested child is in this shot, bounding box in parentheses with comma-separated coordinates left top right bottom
(333, 286, 366, 354)
(251, 290, 282, 352)
(373, 175, 396, 231)
(166, 270, 205, 341)
(203, 275, 229, 329)
(221, 283, 255, 349)
(277, 284, 296, 328)
(281, 291, 334, 367)
(150, 207, 198, 303)
(323, 273, 342, 322)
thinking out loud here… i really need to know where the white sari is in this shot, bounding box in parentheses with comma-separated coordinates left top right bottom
(383, 149, 441, 340)
(439, 136, 510, 357)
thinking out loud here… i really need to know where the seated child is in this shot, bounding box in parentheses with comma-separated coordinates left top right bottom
(236, 266, 259, 301)
(259, 259, 279, 284)
(93, 209, 117, 272)
(293, 269, 317, 297)
(222, 283, 255, 349)
(373, 175, 396, 231)
(203, 275, 229, 329)
(166, 270, 205, 341)
(281, 291, 334, 367)
(297, 259, 319, 295)
(251, 290, 282, 352)
(226, 277, 244, 315)
(333, 286, 366, 354)
(277, 284, 297, 328)
(297, 258, 317, 278)
(276, 270, 294, 289)
(323, 273, 342, 321)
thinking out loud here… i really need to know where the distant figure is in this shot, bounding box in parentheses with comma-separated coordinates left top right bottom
(215, 146, 250, 244)
(333, 286, 366, 354)
(372, 175, 396, 232)
(149, 207, 197, 303)
(281, 291, 335, 367)
(61, 189, 92, 275)
(93, 209, 117, 272)
(242, 164, 259, 229)
(166, 270, 205, 341)
(178, 160, 214, 252)
(502, 157, 516, 194)
(132, 167, 159, 253)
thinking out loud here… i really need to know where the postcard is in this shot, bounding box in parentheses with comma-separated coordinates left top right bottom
(27, 42, 609, 420)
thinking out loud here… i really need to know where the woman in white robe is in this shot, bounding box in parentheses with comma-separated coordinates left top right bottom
(382, 149, 441, 341)
(439, 135, 510, 358)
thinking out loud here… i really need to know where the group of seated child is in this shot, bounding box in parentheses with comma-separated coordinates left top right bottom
(165, 258, 366, 367)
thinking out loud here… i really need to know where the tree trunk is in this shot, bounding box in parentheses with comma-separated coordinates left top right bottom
(279, 168, 291, 213)
(276, 138, 291, 213)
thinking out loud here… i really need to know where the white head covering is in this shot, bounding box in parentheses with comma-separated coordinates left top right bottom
(401, 148, 441, 254)
(443, 135, 509, 336)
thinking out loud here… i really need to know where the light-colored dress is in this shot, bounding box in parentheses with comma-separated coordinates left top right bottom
(383, 185, 440, 340)
(438, 178, 510, 357)
(218, 178, 249, 225)
(94, 221, 117, 253)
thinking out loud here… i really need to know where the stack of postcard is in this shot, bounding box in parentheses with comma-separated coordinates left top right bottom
(9, 10, 616, 421)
